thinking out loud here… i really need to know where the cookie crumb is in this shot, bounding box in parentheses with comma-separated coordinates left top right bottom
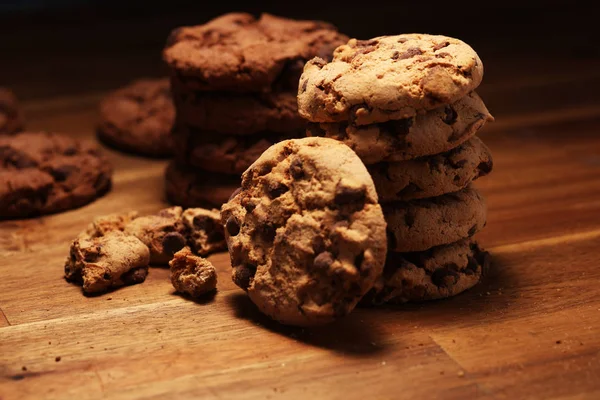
(169, 247, 217, 298)
(55, 356, 61, 362)
(556, 340, 562, 344)
(457, 370, 465, 377)
(21, 366, 27, 371)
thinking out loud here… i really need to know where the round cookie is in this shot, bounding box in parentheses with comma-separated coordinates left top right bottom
(163, 13, 348, 92)
(0, 87, 24, 134)
(221, 137, 387, 326)
(363, 239, 490, 305)
(307, 92, 493, 164)
(384, 186, 486, 253)
(0, 132, 112, 219)
(165, 161, 239, 208)
(171, 84, 305, 135)
(369, 136, 493, 202)
(98, 78, 174, 157)
(298, 34, 484, 125)
(172, 127, 299, 175)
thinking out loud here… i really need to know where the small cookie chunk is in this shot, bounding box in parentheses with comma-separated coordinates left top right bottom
(181, 208, 227, 256)
(364, 239, 490, 304)
(165, 161, 239, 208)
(307, 92, 493, 164)
(98, 78, 174, 157)
(65, 231, 150, 294)
(172, 127, 299, 175)
(369, 137, 493, 202)
(385, 186, 486, 252)
(0, 132, 112, 219)
(163, 13, 348, 92)
(171, 86, 305, 135)
(169, 247, 218, 298)
(221, 137, 387, 326)
(124, 206, 187, 265)
(298, 34, 483, 125)
(0, 88, 24, 134)
(80, 211, 139, 238)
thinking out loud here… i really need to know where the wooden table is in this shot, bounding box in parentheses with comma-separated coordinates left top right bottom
(1, 54, 600, 399)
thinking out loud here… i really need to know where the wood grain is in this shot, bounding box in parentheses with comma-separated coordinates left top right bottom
(2, 56, 600, 399)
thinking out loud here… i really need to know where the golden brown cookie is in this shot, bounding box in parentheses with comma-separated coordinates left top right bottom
(384, 186, 486, 252)
(221, 137, 387, 326)
(298, 34, 484, 125)
(368, 136, 493, 202)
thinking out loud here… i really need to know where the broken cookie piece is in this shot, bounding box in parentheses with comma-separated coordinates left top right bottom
(65, 231, 150, 294)
(124, 206, 187, 264)
(181, 208, 226, 256)
(80, 211, 139, 238)
(169, 247, 217, 298)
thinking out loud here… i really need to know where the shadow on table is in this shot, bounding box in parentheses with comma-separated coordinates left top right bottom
(227, 293, 389, 356)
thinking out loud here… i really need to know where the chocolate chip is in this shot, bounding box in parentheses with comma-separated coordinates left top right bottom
(431, 268, 458, 287)
(354, 251, 365, 269)
(433, 41, 450, 51)
(103, 272, 111, 280)
(397, 37, 408, 43)
(442, 106, 458, 125)
(355, 39, 379, 47)
(311, 235, 325, 254)
(465, 256, 479, 275)
(228, 187, 242, 201)
(193, 215, 215, 232)
(391, 51, 400, 60)
(256, 223, 276, 242)
(398, 47, 423, 60)
(380, 118, 413, 136)
(225, 216, 240, 236)
(334, 183, 366, 206)
(267, 182, 289, 199)
(162, 232, 186, 255)
(289, 158, 304, 179)
(477, 160, 493, 175)
(122, 267, 148, 284)
(404, 209, 416, 228)
(313, 252, 335, 269)
(242, 198, 256, 213)
(468, 224, 478, 236)
(396, 183, 423, 198)
(233, 264, 256, 290)
(50, 165, 77, 182)
(300, 79, 308, 93)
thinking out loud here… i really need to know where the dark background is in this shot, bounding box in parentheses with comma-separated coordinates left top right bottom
(0, 1, 596, 100)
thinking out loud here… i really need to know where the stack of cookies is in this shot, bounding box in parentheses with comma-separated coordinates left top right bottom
(298, 34, 494, 304)
(161, 13, 347, 208)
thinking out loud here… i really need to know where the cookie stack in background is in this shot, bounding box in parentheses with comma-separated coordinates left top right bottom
(299, 34, 494, 304)
(161, 13, 348, 208)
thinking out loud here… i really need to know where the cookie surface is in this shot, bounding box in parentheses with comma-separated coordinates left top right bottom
(0, 87, 24, 134)
(172, 127, 298, 175)
(385, 186, 486, 252)
(369, 136, 493, 202)
(0, 132, 112, 219)
(221, 137, 387, 326)
(364, 239, 490, 304)
(163, 13, 348, 92)
(165, 161, 239, 208)
(307, 92, 492, 164)
(298, 34, 483, 125)
(98, 78, 174, 157)
(171, 85, 304, 135)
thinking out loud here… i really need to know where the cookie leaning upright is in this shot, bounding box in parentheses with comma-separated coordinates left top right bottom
(162, 13, 348, 208)
(298, 34, 494, 304)
(221, 137, 387, 326)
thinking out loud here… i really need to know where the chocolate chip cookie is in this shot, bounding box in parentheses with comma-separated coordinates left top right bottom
(0, 87, 24, 134)
(385, 186, 486, 252)
(163, 13, 348, 92)
(98, 78, 174, 157)
(172, 126, 298, 175)
(165, 161, 239, 208)
(0, 132, 112, 219)
(171, 86, 305, 135)
(307, 92, 493, 164)
(369, 137, 493, 202)
(65, 231, 150, 295)
(298, 34, 483, 125)
(363, 239, 490, 304)
(221, 137, 387, 326)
